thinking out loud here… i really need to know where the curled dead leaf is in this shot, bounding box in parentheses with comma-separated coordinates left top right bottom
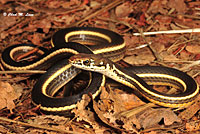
(137, 108, 181, 129)
(72, 94, 102, 130)
(0, 81, 22, 112)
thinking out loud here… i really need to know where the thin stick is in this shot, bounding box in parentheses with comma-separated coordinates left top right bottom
(133, 28, 200, 36)
(138, 29, 163, 61)
(0, 70, 46, 74)
(180, 60, 200, 71)
(0, 117, 78, 134)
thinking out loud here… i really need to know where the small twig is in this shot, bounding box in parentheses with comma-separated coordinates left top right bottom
(0, 70, 46, 74)
(193, 71, 200, 78)
(180, 60, 200, 71)
(126, 44, 149, 51)
(174, 44, 187, 56)
(0, 117, 78, 134)
(133, 28, 200, 36)
(138, 29, 163, 61)
(16, 48, 40, 61)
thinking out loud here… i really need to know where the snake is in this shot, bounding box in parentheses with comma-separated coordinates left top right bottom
(1, 27, 199, 115)
(69, 53, 199, 108)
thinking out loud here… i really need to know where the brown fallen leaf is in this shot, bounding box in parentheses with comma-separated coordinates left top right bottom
(0, 81, 22, 112)
(160, 51, 179, 61)
(137, 108, 181, 129)
(27, 33, 45, 45)
(92, 98, 125, 133)
(72, 94, 108, 132)
(0, 15, 17, 32)
(47, 1, 62, 9)
(185, 120, 200, 131)
(28, 115, 70, 126)
(147, 0, 168, 15)
(186, 45, 200, 54)
(168, 0, 187, 14)
(155, 15, 172, 25)
(0, 124, 7, 133)
(95, 86, 144, 132)
(122, 114, 141, 131)
(179, 50, 192, 60)
(109, 88, 145, 113)
(9, 29, 23, 35)
(119, 104, 156, 130)
(27, 115, 72, 133)
(124, 47, 155, 65)
(115, 1, 133, 18)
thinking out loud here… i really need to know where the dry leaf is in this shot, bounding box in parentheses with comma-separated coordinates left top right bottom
(137, 108, 181, 129)
(0, 31, 9, 40)
(95, 87, 144, 132)
(29, 115, 70, 126)
(124, 47, 155, 65)
(47, 1, 62, 9)
(186, 120, 200, 131)
(186, 45, 200, 54)
(115, 2, 133, 18)
(155, 15, 172, 24)
(168, 0, 187, 14)
(179, 50, 191, 60)
(37, 19, 51, 33)
(27, 115, 71, 133)
(9, 29, 23, 35)
(72, 94, 110, 133)
(27, 33, 45, 45)
(110, 89, 145, 112)
(52, 15, 74, 25)
(0, 16, 17, 32)
(93, 98, 123, 132)
(160, 51, 179, 61)
(147, 0, 168, 14)
(72, 94, 101, 130)
(24, 19, 51, 33)
(0, 81, 22, 111)
(122, 115, 141, 131)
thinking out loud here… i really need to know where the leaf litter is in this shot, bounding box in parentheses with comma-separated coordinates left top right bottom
(0, 0, 200, 133)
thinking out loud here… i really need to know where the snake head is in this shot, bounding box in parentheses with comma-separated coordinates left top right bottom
(69, 53, 111, 72)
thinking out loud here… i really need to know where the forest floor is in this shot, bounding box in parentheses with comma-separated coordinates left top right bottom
(0, 0, 200, 133)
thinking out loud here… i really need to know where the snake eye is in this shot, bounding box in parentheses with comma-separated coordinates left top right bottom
(83, 60, 90, 66)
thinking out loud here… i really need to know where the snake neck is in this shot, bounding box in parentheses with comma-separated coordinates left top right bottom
(102, 62, 144, 90)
